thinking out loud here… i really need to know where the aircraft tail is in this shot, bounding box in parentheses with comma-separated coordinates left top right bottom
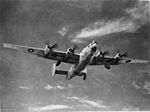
(52, 64, 68, 77)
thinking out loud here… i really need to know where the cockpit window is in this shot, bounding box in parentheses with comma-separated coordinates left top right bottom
(91, 41, 97, 45)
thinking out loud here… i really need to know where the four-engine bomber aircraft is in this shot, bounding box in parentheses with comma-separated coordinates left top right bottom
(3, 41, 149, 80)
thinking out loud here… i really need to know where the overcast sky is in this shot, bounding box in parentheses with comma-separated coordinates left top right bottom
(0, 0, 150, 111)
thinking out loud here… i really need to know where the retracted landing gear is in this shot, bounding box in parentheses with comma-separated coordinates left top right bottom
(56, 60, 62, 66)
(104, 63, 110, 69)
(78, 72, 87, 80)
(83, 73, 87, 80)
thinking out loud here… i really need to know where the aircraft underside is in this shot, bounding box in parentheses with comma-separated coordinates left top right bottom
(3, 40, 149, 81)
(52, 64, 87, 80)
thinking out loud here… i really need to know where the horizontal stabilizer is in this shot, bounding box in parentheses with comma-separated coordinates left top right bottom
(55, 70, 68, 75)
(52, 64, 68, 77)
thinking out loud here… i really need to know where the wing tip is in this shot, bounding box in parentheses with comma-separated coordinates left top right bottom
(3, 43, 8, 48)
(3, 43, 18, 50)
(139, 60, 149, 64)
(144, 60, 149, 64)
(3, 43, 12, 49)
(133, 60, 149, 64)
(3, 43, 13, 48)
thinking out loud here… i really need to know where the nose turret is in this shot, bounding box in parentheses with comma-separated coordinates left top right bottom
(91, 46, 97, 52)
(90, 40, 98, 52)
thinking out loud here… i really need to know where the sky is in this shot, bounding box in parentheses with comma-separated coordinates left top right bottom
(0, 0, 150, 111)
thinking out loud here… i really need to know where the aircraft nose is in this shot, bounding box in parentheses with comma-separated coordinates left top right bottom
(92, 40, 98, 44)
(91, 46, 97, 52)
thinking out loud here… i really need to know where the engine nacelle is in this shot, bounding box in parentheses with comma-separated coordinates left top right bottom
(56, 48, 75, 66)
(66, 45, 78, 57)
(66, 48, 74, 57)
(44, 42, 58, 55)
(44, 45, 51, 55)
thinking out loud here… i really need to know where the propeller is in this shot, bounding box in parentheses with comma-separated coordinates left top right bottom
(98, 47, 109, 57)
(118, 52, 128, 57)
(69, 44, 79, 53)
(115, 49, 128, 58)
(43, 40, 58, 49)
(100, 50, 110, 56)
(56, 44, 79, 66)
(99, 50, 111, 69)
(49, 43, 58, 49)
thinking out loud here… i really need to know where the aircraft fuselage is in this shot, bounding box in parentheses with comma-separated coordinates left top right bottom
(67, 42, 97, 80)
(75, 48, 94, 73)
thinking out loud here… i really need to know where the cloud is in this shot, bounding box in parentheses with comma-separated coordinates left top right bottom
(132, 82, 141, 89)
(56, 85, 65, 89)
(75, 18, 137, 38)
(67, 96, 109, 109)
(19, 85, 65, 91)
(44, 84, 54, 90)
(122, 105, 139, 111)
(28, 105, 71, 111)
(71, 38, 87, 44)
(125, 1, 149, 29)
(44, 84, 65, 90)
(68, 84, 73, 88)
(57, 25, 69, 37)
(137, 69, 150, 74)
(70, 1, 149, 43)
(143, 81, 150, 91)
(19, 86, 33, 90)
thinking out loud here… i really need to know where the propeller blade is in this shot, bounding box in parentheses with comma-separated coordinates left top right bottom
(121, 52, 128, 57)
(72, 44, 79, 51)
(100, 50, 110, 56)
(104, 50, 110, 55)
(114, 49, 128, 58)
(69, 44, 79, 53)
(50, 43, 58, 49)
(43, 40, 58, 49)
(43, 40, 50, 45)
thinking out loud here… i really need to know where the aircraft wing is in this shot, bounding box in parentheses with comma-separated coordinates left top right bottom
(3, 43, 45, 57)
(3, 43, 79, 64)
(90, 55, 114, 65)
(119, 58, 149, 64)
(90, 56, 149, 65)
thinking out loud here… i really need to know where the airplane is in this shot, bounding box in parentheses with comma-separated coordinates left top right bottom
(3, 40, 149, 80)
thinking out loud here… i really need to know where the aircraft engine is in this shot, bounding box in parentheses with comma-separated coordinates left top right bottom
(43, 40, 58, 55)
(66, 45, 79, 58)
(94, 50, 109, 60)
(66, 44, 78, 56)
(114, 52, 128, 60)
(66, 48, 74, 57)
(100, 51, 109, 57)
(62, 45, 78, 62)
(56, 45, 79, 66)
(94, 51, 111, 69)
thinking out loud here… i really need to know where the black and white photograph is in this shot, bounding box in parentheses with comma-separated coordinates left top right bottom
(0, 0, 150, 111)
